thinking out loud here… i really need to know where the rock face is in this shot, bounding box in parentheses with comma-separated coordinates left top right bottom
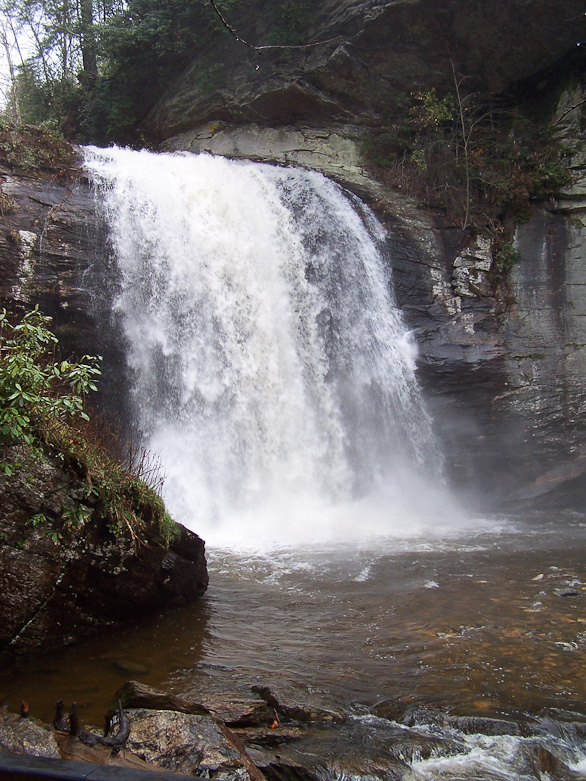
(0, 166, 96, 334)
(144, 0, 585, 139)
(0, 444, 208, 660)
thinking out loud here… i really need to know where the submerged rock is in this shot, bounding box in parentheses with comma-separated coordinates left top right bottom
(446, 715, 523, 737)
(113, 680, 209, 717)
(555, 588, 580, 598)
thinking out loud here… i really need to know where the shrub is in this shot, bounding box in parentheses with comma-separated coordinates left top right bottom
(0, 305, 100, 452)
(0, 306, 178, 547)
(494, 242, 522, 275)
(0, 120, 78, 180)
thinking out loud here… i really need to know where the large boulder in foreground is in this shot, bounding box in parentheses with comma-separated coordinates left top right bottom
(0, 444, 208, 660)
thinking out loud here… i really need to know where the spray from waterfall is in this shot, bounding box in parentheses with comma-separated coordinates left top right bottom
(84, 146, 453, 549)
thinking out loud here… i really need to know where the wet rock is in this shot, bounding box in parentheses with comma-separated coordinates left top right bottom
(445, 715, 522, 737)
(0, 171, 96, 330)
(536, 746, 570, 777)
(125, 708, 264, 781)
(170, 684, 345, 730)
(250, 685, 346, 725)
(329, 756, 408, 781)
(207, 696, 276, 728)
(555, 588, 580, 598)
(0, 445, 208, 660)
(111, 660, 150, 677)
(514, 741, 583, 781)
(387, 732, 467, 764)
(0, 703, 196, 775)
(249, 720, 421, 781)
(372, 700, 445, 728)
(0, 710, 60, 758)
(247, 745, 326, 781)
(372, 700, 524, 737)
(234, 726, 306, 747)
(533, 714, 586, 745)
(113, 680, 209, 717)
(167, 125, 382, 204)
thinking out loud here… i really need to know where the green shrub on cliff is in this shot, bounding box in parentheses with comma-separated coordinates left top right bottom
(364, 88, 572, 239)
(0, 306, 178, 547)
(0, 305, 101, 454)
(0, 121, 78, 180)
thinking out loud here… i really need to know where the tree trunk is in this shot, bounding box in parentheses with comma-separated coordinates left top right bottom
(79, 0, 97, 82)
(0, 20, 20, 122)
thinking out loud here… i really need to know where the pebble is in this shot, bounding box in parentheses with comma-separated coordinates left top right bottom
(555, 589, 579, 598)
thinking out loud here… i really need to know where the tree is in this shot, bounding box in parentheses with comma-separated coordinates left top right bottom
(0, 0, 121, 133)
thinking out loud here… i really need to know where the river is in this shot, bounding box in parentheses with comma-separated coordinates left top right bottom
(1, 512, 586, 778)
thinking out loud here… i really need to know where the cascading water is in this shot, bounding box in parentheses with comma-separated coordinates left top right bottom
(84, 146, 450, 548)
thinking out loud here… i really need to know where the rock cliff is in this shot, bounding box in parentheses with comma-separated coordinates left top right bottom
(144, 0, 585, 138)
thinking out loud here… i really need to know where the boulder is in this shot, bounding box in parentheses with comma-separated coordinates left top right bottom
(0, 445, 208, 660)
(250, 685, 346, 725)
(124, 708, 265, 781)
(0, 710, 60, 759)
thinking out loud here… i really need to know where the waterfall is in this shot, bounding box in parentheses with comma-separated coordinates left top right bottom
(84, 147, 445, 548)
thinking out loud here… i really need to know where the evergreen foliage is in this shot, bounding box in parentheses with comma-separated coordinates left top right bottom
(0, 0, 235, 142)
(0, 306, 178, 547)
(0, 305, 100, 451)
(0, 0, 319, 143)
(86, 0, 222, 142)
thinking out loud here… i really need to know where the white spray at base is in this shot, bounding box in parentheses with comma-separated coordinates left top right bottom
(85, 147, 459, 549)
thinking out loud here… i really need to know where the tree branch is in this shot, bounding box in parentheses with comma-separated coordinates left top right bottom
(208, 0, 341, 51)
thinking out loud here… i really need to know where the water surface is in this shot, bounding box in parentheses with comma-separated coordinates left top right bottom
(2, 512, 585, 726)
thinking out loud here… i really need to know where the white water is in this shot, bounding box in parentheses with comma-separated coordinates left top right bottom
(84, 147, 460, 549)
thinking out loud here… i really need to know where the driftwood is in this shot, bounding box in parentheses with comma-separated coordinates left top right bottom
(78, 701, 130, 750)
